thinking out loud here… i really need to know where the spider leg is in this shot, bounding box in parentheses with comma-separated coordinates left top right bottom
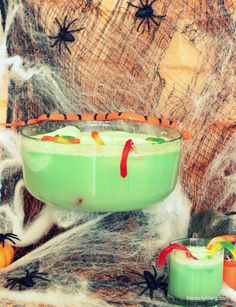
(5, 280, 18, 289)
(33, 272, 49, 277)
(151, 16, 160, 28)
(51, 39, 59, 48)
(139, 286, 149, 296)
(48, 35, 59, 39)
(153, 14, 166, 19)
(152, 265, 157, 279)
(140, 0, 145, 7)
(156, 275, 165, 285)
(55, 18, 62, 28)
(127, 2, 140, 9)
(28, 270, 47, 279)
(66, 18, 79, 31)
(137, 18, 145, 31)
(5, 282, 13, 289)
(30, 270, 48, 276)
(149, 0, 156, 6)
(149, 288, 154, 299)
(5, 233, 19, 238)
(59, 41, 62, 54)
(5, 234, 20, 242)
(130, 281, 147, 286)
(6, 277, 18, 282)
(63, 41, 72, 55)
(147, 18, 151, 32)
(25, 270, 30, 277)
(63, 15, 68, 27)
(129, 271, 144, 278)
(5, 237, 17, 245)
(162, 287, 167, 298)
(68, 27, 85, 33)
(29, 270, 39, 275)
(33, 275, 50, 281)
(11, 282, 18, 290)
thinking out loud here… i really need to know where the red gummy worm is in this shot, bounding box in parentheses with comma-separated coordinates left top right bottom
(120, 139, 135, 178)
(157, 243, 198, 267)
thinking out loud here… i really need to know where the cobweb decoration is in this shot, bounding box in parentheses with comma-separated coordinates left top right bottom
(0, 0, 235, 306)
(0, 130, 191, 305)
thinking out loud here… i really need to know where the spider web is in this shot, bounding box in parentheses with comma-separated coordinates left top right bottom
(0, 0, 235, 305)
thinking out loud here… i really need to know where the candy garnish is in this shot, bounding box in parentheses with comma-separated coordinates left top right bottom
(208, 241, 236, 259)
(157, 243, 198, 267)
(91, 131, 105, 145)
(54, 136, 71, 143)
(41, 136, 57, 142)
(41, 135, 80, 144)
(120, 139, 135, 178)
(146, 137, 165, 143)
(67, 138, 81, 144)
(207, 235, 236, 249)
(55, 135, 76, 139)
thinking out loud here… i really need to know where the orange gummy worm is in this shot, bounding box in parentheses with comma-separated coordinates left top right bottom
(91, 131, 105, 145)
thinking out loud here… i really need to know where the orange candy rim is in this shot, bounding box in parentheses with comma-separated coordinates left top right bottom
(0, 112, 192, 140)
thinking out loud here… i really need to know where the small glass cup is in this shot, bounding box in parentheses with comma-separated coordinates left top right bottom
(167, 238, 224, 306)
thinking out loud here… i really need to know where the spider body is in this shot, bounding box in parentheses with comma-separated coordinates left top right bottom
(48, 15, 85, 54)
(6, 270, 49, 291)
(132, 265, 167, 299)
(135, 4, 153, 18)
(128, 0, 166, 32)
(57, 30, 75, 43)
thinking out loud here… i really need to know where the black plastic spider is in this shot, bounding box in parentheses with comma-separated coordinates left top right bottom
(48, 15, 85, 54)
(128, 0, 166, 32)
(131, 265, 167, 299)
(5, 270, 49, 290)
(0, 233, 20, 247)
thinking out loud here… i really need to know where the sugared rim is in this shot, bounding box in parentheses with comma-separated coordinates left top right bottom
(20, 120, 182, 146)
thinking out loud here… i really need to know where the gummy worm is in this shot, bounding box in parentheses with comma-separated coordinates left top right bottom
(208, 241, 236, 260)
(120, 139, 135, 178)
(157, 243, 198, 267)
(207, 235, 236, 249)
(41, 135, 80, 144)
(91, 131, 105, 145)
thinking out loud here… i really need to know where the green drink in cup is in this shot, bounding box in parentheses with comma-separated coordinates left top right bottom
(167, 238, 224, 306)
(20, 120, 182, 212)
